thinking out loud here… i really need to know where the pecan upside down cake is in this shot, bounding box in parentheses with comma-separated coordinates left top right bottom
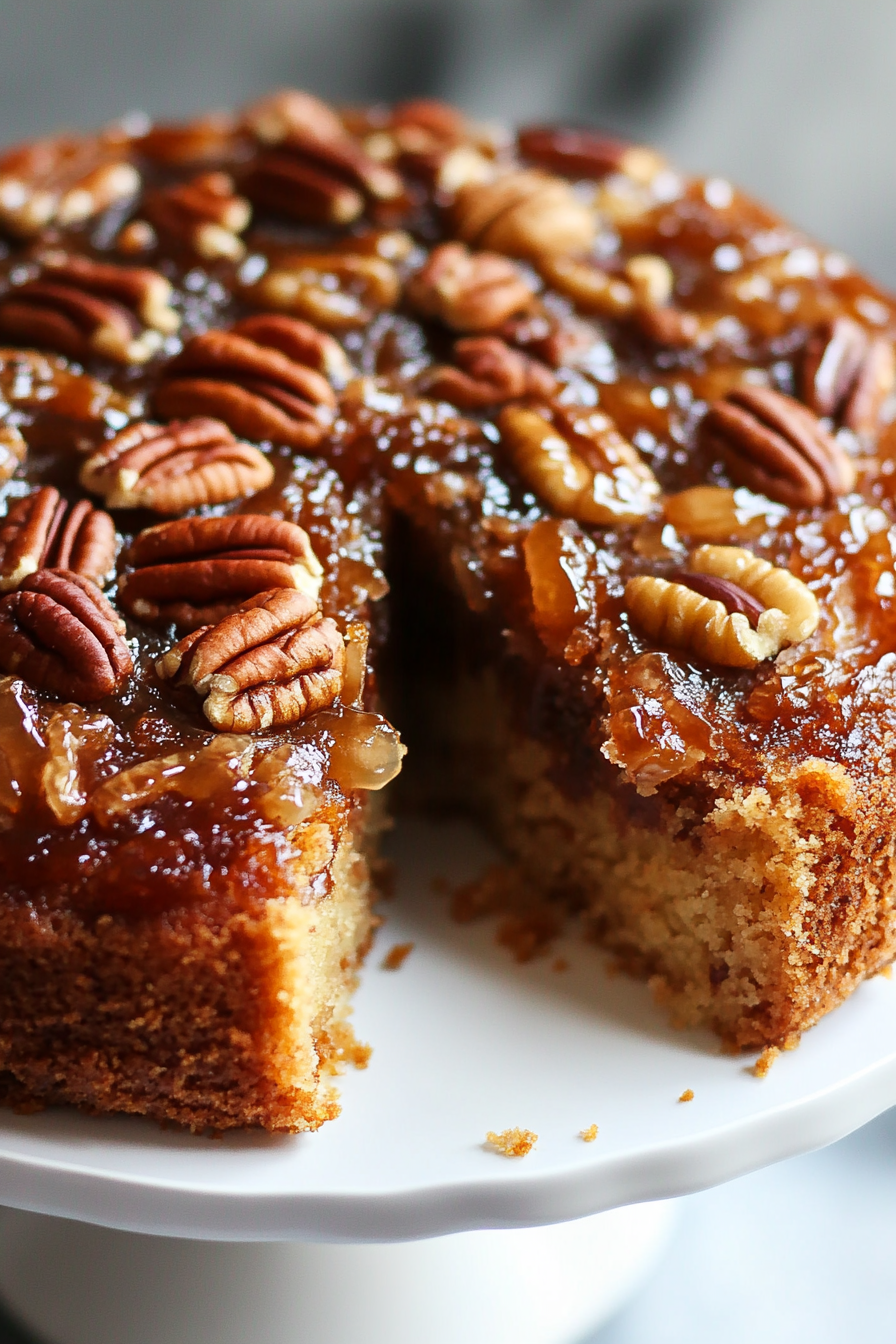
(1, 92, 895, 1132)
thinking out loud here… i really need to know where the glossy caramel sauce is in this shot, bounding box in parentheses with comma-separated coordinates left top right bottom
(2, 109, 896, 913)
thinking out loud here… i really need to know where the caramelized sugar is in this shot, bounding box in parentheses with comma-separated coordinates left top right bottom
(2, 123, 896, 910)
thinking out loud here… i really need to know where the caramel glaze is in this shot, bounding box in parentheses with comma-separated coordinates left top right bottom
(3, 109, 896, 915)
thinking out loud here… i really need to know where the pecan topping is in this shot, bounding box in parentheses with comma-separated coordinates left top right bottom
(136, 114, 241, 166)
(801, 317, 895, 436)
(0, 133, 140, 236)
(137, 172, 252, 261)
(625, 545, 819, 669)
(453, 170, 596, 258)
(243, 251, 399, 330)
(701, 385, 855, 508)
(0, 423, 27, 482)
(156, 587, 344, 732)
(242, 105, 404, 226)
(118, 514, 324, 630)
(241, 90, 347, 146)
(0, 252, 180, 365)
(422, 336, 557, 408)
(0, 568, 132, 700)
(518, 126, 666, 185)
(498, 403, 660, 525)
(538, 254, 636, 317)
(153, 319, 338, 449)
(406, 242, 535, 332)
(0, 487, 116, 590)
(79, 418, 274, 514)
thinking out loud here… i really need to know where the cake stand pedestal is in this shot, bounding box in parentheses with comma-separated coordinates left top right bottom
(1, 818, 895, 1344)
(0, 1201, 675, 1344)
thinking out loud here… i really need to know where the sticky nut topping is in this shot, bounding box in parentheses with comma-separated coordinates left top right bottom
(136, 172, 252, 262)
(625, 545, 819, 669)
(243, 251, 400, 330)
(0, 568, 133, 701)
(0, 424, 27, 482)
(79, 417, 274, 514)
(0, 252, 180, 365)
(406, 242, 536, 332)
(701, 384, 856, 509)
(498, 403, 661, 525)
(153, 316, 339, 449)
(156, 586, 345, 733)
(241, 90, 347, 146)
(663, 485, 787, 543)
(452, 170, 596, 259)
(0, 133, 140, 237)
(422, 336, 558, 408)
(801, 316, 895, 437)
(117, 513, 324, 631)
(517, 126, 666, 185)
(0, 486, 116, 590)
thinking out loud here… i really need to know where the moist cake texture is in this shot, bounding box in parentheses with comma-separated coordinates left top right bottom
(1, 93, 895, 1131)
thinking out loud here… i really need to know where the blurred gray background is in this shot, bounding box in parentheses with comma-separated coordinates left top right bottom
(3, 0, 896, 286)
(1, 1, 895, 1340)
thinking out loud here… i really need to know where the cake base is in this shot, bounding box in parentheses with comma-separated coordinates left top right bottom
(0, 1201, 676, 1344)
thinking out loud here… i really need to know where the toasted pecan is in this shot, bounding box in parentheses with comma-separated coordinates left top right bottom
(422, 336, 557, 408)
(156, 587, 344, 732)
(0, 568, 132, 700)
(453, 170, 596, 258)
(406, 242, 536, 332)
(242, 251, 399, 331)
(0, 132, 140, 237)
(118, 514, 324, 630)
(138, 172, 252, 261)
(701, 384, 855, 508)
(801, 316, 895, 436)
(153, 322, 338, 448)
(0, 486, 116, 590)
(518, 126, 666, 184)
(626, 545, 819, 669)
(0, 252, 179, 365)
(79, 418, 274, 514)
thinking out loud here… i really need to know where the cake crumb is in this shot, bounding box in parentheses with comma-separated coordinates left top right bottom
(878, 963, 893, 979)
(485, 1127, 538, 1157)
(552, 956, 569, 973)
(319, 1020, 372, 1074)
(381, 941, 414, 971)
(579, 1123, 598, 1142)
(751, 1045, 780, 1077)
(678, 1088, 694, 1103)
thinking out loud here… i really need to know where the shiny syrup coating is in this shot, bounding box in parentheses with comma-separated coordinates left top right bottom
(2, 104, 896, 913)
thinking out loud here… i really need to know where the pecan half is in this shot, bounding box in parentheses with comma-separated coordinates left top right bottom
(625, 544, 819, 669)
(137, 172, 251, 261)
(498, 403, 660, 525)
(453, 170, 596, 259)
(118, 514, 324, 630)
(136, 114, 241, 167)
(241, 90, 347, 146)
(0, 252, 180, 365)
(701, 385, 855, 508)
(518, 126, 666, 185)
(153, 321, 337, 448)
(801, 316, 895, 436)
(406, 242, 535, 332)
(242, 118, 404, 227)
(0, 487, 116, 590)
(422, 336, 557, 408)
(0, 568, 132, 700)
(79, 418, 274, 514)
(243, 251, 399, 330)
(156, 587, 344, 732)
(0, 133, 140, 237)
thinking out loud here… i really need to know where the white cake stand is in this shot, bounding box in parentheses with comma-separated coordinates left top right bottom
(1, 817, 895, 1344)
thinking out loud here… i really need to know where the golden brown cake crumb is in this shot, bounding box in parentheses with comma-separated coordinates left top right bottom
(485, 1127, 538, 1157)
(678, 1089, 695, 1103)
(751, 1046, 780, 1077)
(381, 941, 414, 971)
(579, 1123, 599, 1142)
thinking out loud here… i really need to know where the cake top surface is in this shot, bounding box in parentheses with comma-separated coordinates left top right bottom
(1, 90, 896, 910)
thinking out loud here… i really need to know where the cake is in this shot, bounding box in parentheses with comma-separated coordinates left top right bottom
(1, 92, 895, 1132)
